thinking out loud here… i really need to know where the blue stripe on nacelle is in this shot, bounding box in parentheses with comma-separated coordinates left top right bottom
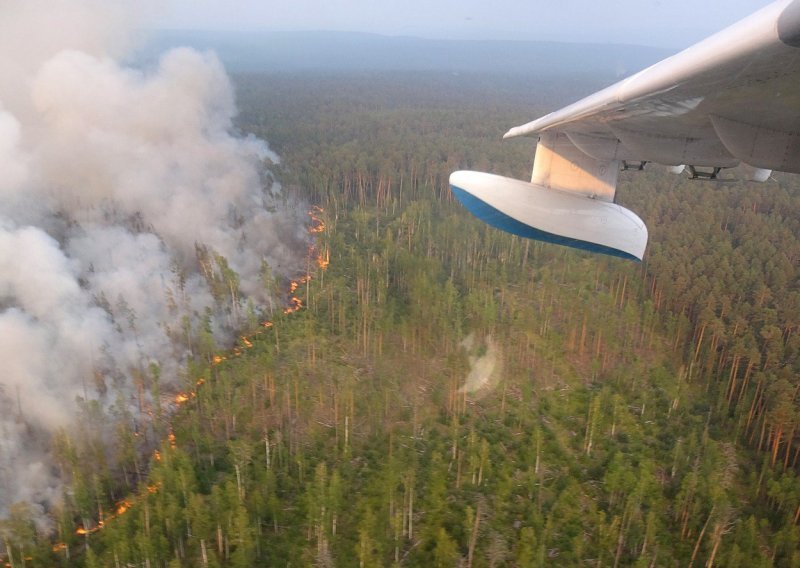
(451, 185, 640, 261)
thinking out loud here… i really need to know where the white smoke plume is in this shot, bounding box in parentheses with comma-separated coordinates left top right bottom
(0, 1, 306, 517)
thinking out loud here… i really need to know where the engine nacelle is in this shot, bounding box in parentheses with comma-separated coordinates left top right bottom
(450, 171, 648, 261)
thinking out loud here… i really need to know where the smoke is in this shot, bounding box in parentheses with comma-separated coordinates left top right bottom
(0, 1, 306, 518)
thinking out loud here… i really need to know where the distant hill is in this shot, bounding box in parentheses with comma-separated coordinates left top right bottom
(138, 30, 672, 79)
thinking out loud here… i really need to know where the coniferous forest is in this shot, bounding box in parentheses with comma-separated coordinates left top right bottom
(2, 71, 800, 566)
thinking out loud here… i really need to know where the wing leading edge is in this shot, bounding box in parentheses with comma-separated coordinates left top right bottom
(451, 0, 800, 260)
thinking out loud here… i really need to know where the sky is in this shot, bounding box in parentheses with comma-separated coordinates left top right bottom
(153, 0, 776, 48)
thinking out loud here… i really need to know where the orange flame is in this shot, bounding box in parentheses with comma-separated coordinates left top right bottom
(316, 250, 330, 270)
(283, 295, 304, 315)
(308, 206, 326, 233)
(116, 500, 132, 515)
(75, 523, 102, 536)
(68, 483, 163, 541)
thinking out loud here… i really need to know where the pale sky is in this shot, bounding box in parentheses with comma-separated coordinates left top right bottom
(153, 0, 776, 48)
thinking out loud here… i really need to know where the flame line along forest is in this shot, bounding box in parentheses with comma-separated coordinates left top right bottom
(2, 71, 799, 567)
(44, 207, 329, 548)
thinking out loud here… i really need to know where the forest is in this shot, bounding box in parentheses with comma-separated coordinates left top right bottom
(1, 70, 799, 567)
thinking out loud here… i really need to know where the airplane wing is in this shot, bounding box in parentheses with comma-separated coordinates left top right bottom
(450, 0, 800, 260)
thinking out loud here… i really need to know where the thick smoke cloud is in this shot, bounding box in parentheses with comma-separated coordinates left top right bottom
(0, 1, 306, 517)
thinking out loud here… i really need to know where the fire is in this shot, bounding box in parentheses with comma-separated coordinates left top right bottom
(282, 274, 314, 314)
(241, 336, 253, 348)
(308, 206, 326, 233)
(307, 208, 329, 285)
(316, 249, 330, 270)
(116, 500, 132, 515)
(61, 482, 164, 548)
(283, 296, 303, 315)
(173, 379, 204, 408)
(168, 430, 177, 449)
(75, 522, 103, 536)
(153, 450, 161, 461)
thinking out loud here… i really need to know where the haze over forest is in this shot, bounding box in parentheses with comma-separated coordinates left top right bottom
(142, 30, 672, 76)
